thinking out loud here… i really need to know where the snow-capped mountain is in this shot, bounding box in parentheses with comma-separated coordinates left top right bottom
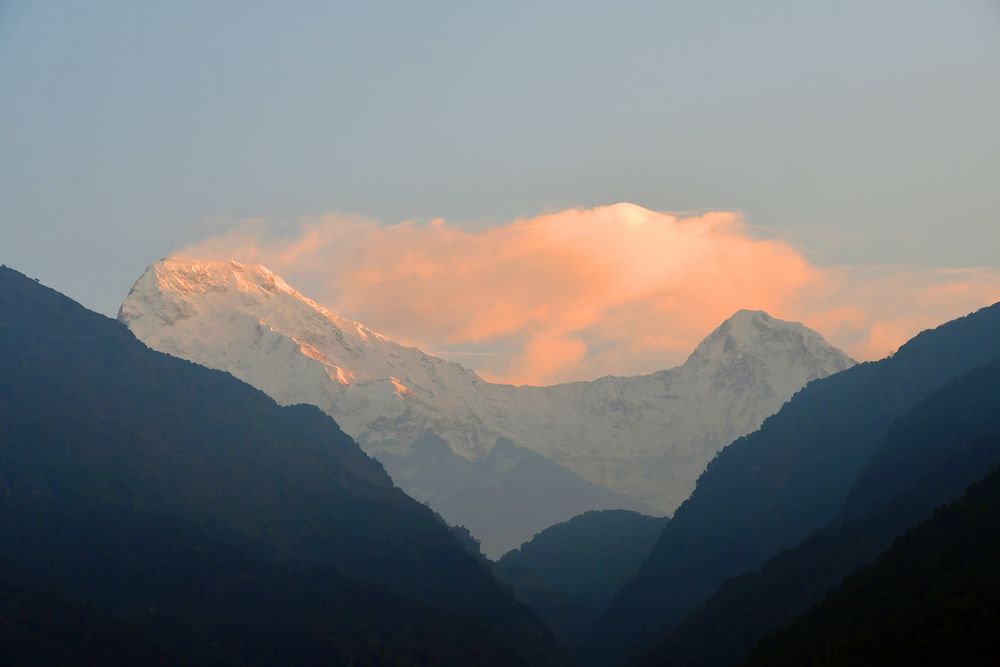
(120, 259, 854, 530)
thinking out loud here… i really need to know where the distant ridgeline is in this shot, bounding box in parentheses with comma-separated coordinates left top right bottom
(0, 266, 566, 666)
(589, 299, 1000, 665)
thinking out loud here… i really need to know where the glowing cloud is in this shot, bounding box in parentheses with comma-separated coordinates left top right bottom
(177, 204, 1000, 385)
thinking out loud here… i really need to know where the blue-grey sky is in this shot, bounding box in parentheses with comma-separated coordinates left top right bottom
(2, 0, 999, 317)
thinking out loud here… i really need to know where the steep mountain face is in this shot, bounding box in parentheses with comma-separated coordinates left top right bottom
(383, 435, 656, 557)
(589, 300, 1000, 666)
(0, 266, 564, 666)
(642, 359, 1000, 667)
(119, 259, 853, 530)
(746, 459, 1000, 666)
(495, 510, 668, 647)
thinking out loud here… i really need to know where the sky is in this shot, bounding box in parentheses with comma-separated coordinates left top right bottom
(2, 1, 999, 383)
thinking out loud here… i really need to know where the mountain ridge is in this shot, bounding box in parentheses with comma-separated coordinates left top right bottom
(640, 357, 1000, 666)
(120, 258, 853, 554)
(746, 456, 1000, 666)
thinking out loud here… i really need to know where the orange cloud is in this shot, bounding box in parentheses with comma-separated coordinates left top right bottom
(177, 203, 1000, 385)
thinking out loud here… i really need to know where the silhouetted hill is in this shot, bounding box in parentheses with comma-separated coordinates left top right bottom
(640, 359, 1000, 666)
(0, 266, 565, 666)
(495, 510, 667, 646)
(745, 461, 1000, 666)
(588, 301, 1000, 665)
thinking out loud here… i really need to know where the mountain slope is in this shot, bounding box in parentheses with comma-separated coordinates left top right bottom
(641, 358, 1000, 666)
(589, 300, 1000, 666)
(119, 259, 853, 539)
(496, 510, 668, 646)
(0, 265, 564, 666)
(746, 459, 1000, 666)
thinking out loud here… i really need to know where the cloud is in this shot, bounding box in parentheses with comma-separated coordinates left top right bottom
(176, 203, 1000, 385)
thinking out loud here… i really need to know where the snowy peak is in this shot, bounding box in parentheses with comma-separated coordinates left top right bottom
(676, 308, 854, 409)
(696, 309, 814, 353)
(686, 308, 853, 370)
(135, 258, 299, 300)
(119, 258, 456, 396)
(120, 258, 380, 346)
(717, 309, 784, 341)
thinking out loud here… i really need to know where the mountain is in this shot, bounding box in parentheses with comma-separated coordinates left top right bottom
(746, 459, 1000, 666)
(0, 265, 565, 665)
(641, 358, 1000, 666)
(383, 434, 657, 557)
(589, 300, 1000, 666)
(495, 510, 668, 646)
(119, 258, 853, 553)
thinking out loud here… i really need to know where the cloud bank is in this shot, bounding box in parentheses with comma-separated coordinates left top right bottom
(178, 203, 1000, 385)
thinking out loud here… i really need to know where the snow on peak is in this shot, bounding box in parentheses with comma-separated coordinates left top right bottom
(708, 309, 803, 346)
(726, 307, 776, 327)
(675, 309, 854, 413)
(120, 258, 403, 385)
(123, 258, 357, 332)
(689, 309, 853, 366)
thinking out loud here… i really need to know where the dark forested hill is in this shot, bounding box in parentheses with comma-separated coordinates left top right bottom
(0, 266, 565, 666)
(745, 461, 1000, 666)
(0, 570, 176, 666)
(588, 300, 1000, 665)
(640, 359, 1000, 666)
(495, 509, 667, 646)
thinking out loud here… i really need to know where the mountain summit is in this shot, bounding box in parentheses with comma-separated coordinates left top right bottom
(121, 258, 853, 553)
(686, 308, 856, 399)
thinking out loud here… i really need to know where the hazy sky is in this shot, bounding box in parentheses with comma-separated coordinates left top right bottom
(2, 1, 999, 380)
